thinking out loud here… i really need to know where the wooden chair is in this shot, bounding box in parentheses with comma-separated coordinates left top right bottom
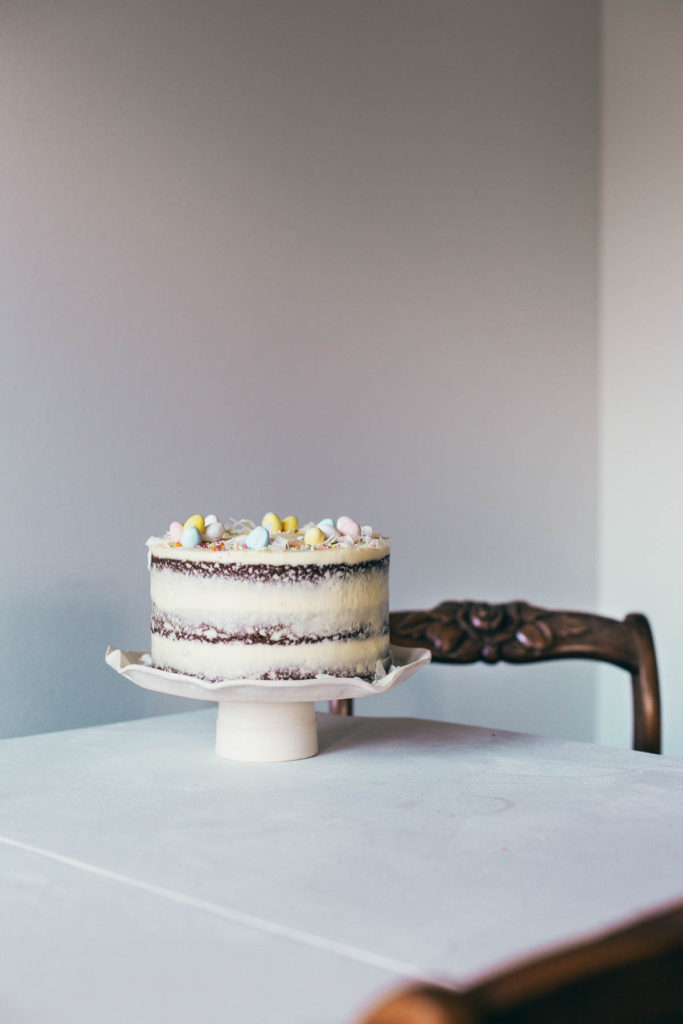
(355, 900, 683, 1024)
(330, 601, 661, 754)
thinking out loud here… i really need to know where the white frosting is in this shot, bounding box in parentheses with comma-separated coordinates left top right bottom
(150, 633, 387, 682)
(150, 570, 388, 623)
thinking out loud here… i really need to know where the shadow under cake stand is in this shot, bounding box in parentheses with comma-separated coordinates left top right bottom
(105, 646, 431, 763)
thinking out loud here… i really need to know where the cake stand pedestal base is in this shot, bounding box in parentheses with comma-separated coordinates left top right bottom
(105, 646, 431, 763)
(215, 700, 318, 762)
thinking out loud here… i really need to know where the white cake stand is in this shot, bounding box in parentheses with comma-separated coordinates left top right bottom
(105, 646, 431, 763)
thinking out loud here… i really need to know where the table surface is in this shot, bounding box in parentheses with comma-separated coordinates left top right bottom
(2, 709, 682, 1024)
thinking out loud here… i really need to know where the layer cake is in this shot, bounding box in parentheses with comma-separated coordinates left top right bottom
(147, 515, 390, 682)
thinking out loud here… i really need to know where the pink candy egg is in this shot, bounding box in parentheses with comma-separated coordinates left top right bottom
(169, 521, 184, 543)
(336, 515, 360, 538)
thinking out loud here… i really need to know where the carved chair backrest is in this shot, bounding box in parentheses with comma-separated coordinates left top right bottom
(330, 601, 661, 754)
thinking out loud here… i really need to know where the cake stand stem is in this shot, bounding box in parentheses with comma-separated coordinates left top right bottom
(215, 701, 318, 762)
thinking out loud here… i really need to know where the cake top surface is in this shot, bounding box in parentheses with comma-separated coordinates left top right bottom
(146, 513, 389, 564)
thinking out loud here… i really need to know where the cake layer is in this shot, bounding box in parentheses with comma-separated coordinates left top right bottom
(150, 551, 389, 581)
(151, 606, 389, 645)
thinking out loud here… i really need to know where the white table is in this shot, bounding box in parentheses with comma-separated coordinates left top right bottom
(2, 710, 682, 1024)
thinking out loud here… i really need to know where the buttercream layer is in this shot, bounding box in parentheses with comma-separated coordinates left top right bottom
(150, 569, 388, 620)
(150, 633, 391, 682)
(148, 539, 388, 566)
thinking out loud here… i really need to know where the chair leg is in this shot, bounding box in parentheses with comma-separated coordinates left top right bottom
(329, 698, 354, 716)
(626, 613, 661, 754)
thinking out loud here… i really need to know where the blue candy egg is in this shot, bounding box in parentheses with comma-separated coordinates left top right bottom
(246, 525, 270, 550)
(318, 518, 335, 527)
(181, 526, 201, 548)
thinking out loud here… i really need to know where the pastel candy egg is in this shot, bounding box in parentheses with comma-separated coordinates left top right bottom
(181, 526, 201, 548)
(318, 518, 335, 527)
(203, 521, 224, 542)
(169, 521, 183, 543)
(184, 514, 205, 534)
(246, 525, 270, 550)
(204, 514, 219, 527)
(281, 515, 299, 532)
(262, 512, 283, 535)
(304, 526, 325, 547)
(336, 515, 361, 538)
(317, 520, 341, 540)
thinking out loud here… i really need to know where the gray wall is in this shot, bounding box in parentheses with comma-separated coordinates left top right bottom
(1, 1, 600, 741)
(599, 1, 683, 756)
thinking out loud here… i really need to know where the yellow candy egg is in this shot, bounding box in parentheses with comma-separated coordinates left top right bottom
(281, 515, 299, 532)
(262, 512, 283, 535)
(184, 514, 205, 534)
(304, 526, 325, 547)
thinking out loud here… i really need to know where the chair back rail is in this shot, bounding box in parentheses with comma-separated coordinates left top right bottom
(330, 601, 661, 754)
(357, 900, 683, 1024)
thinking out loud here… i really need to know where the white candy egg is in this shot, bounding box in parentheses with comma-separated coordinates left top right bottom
(204, 521, 224, 542)
(317, 520, 341, 540)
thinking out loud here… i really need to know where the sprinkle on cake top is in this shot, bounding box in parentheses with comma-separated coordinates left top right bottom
(148, 514, 388, 553)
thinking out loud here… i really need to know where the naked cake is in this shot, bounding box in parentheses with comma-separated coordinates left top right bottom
(146, 513, 390, 683)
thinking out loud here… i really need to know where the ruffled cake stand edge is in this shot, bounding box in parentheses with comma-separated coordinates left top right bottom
(105, 645, 431, 763)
